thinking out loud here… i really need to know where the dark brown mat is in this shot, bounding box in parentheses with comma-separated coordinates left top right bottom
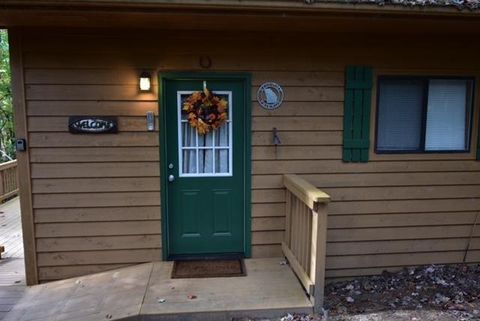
(171, 259, 246, 279)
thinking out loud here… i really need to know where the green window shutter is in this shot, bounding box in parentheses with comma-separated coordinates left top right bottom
(343, 66, 373, 163)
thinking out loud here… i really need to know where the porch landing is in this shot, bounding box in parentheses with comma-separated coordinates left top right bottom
(4, 258, 312, 321)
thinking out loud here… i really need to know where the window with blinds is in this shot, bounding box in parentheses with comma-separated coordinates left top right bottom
(376, 76, 474, 153)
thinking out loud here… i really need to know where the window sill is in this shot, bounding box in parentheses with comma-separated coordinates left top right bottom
(375, 150, 471, 154)
(369, 149, 476, 161)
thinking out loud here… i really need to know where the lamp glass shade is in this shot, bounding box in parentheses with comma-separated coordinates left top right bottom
(139, 73, 151, 91)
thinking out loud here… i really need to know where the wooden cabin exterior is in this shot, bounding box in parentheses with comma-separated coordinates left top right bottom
(1, 0, 480, 287)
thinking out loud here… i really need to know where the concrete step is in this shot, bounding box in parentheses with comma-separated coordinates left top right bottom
(4, 258, 312, 321)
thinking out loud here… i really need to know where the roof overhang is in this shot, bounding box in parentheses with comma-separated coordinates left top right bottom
(1, 0, 480, 34)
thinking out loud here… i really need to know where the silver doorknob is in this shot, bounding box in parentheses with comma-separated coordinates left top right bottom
(168, 175, 175, 182)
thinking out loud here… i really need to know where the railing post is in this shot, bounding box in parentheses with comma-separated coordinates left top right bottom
(285, 190, 292, 247)
(312, 203, 328, 312)
(15, 165, 19, 193)
(6, 168, 12, 193)
(0, 169, 4, 197)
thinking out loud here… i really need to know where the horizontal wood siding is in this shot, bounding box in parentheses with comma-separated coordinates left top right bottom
(20, 29, 480, 282)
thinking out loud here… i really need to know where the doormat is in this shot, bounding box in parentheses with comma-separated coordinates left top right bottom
(171, 259, 246, 279)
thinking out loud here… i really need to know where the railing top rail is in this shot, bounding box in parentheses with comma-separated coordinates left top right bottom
(284, 174, 330, 210)
(0, 160, 17, 171)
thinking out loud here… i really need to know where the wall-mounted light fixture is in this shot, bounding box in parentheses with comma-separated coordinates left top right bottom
(139, 71, 151, 91)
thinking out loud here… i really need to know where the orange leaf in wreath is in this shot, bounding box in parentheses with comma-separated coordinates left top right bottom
(218, 113, 227, 121)
(217, 100, 227, 113)
(197, 119, 209, 135)
(190, 92, 202, 102)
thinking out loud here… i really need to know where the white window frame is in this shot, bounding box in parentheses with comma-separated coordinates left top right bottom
(177, 90, 233, 177)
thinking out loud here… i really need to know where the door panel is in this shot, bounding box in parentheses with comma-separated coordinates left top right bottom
(163, 78, 246, 257)
(212, 190, 232, 235)
(179, 190, 201, 236)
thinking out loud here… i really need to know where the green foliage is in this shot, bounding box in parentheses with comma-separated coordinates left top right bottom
(0, 30, 15, 162)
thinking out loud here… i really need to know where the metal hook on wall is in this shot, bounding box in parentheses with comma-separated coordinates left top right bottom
(273, 127, 281, 159)
(273, 127, 281, 146)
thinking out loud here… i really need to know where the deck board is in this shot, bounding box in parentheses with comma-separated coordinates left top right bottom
(0, 198, 26, 321)
(0, 198, 24, 260)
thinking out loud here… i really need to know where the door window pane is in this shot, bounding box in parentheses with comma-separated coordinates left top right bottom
(425, 80, 470, 151)
(198, 132, 213, 147)
(182, 150, 197, 174)
(377, 79, 424, 151)
(182, 123, 197, 147)
(198, 149, 214, 174)
(215, 124, 229, 147)
(215, 149, 229, 174)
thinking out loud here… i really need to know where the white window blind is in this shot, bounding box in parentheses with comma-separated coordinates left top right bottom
(425, 80, 469, 151)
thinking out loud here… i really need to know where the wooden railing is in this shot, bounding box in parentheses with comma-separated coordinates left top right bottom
(283, 174, 330, 312)
(0, 160, 19, 203)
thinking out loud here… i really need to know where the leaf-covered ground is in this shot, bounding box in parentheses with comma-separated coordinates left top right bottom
(325, 264, 480, 320)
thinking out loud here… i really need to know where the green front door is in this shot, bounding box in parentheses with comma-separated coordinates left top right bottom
(162, 75, 250, 258)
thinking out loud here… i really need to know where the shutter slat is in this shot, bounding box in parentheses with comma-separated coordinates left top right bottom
(343, 66, 373, 163)
(361, 68, 373, 162)
(352, 88, 363, 162)
(343, 69, 355, 162)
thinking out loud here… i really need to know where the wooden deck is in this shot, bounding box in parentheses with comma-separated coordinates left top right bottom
(0, 198, 26, 320)
(3, 258, 312, 321)
(0, 199, 24, 261)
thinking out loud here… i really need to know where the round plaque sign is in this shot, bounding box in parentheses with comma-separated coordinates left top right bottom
(257, 82, 284, 110)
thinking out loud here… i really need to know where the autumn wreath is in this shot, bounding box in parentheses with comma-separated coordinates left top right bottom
(182, 87, 228, 135)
